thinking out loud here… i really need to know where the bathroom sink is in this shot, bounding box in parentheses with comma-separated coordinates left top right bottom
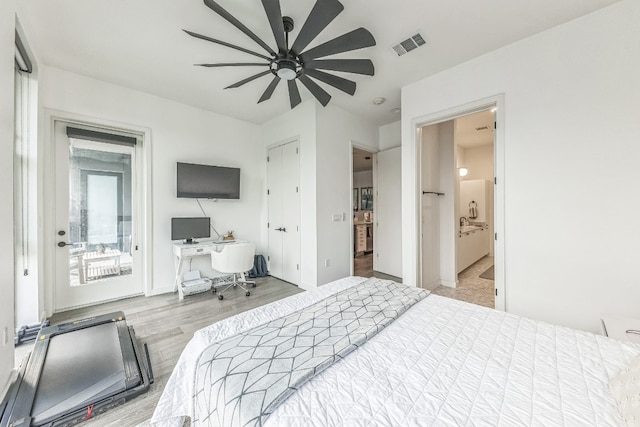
(460, 225, 484, 233)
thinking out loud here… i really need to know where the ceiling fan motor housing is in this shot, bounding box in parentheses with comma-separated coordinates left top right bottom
(187, 0, 376, 108)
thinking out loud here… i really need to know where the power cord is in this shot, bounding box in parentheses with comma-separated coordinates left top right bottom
(196, 199, 221, 239)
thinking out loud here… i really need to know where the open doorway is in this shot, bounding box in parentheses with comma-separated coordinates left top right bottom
(352, 147, 375, 277)
(419, 108, 497, 308)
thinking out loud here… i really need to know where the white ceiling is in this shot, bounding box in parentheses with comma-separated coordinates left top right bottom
(353, 147, 373, 173)
(17, 0, 620, 126)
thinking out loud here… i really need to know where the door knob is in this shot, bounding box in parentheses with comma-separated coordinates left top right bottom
(58, 230, 66, 236)
(275, 227, 283, 232)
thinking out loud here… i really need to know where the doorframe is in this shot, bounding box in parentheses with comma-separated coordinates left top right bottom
(348, 141, 377, 276)
(42, 108, 153, 316)
(411, 94, 506, 311)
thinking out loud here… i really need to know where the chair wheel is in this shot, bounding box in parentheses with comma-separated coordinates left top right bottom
(245, 291, 251, 297)
(218, 294, 223, 300)
(252, 283, 256, 288)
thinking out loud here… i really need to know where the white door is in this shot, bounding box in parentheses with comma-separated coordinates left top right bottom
(375, 146, 402, 278)
(267, 141, 300, 285)
(54, 121, 143, 310)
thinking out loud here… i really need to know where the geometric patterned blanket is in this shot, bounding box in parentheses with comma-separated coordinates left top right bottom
(192, 278, 429, 426)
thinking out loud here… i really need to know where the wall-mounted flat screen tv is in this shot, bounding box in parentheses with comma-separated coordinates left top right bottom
(177, 162, 240, 199)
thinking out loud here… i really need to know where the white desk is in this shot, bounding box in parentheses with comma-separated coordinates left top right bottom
(173, 240, 239, 300)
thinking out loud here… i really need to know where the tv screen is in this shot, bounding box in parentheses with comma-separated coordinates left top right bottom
(177, 162, 240, 199)
(171, 217, 211, 242)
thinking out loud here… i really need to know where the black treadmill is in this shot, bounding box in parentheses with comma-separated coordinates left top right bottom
(1, 312, 152, 427)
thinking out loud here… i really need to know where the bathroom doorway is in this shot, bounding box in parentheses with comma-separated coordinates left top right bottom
(419, 107, 500, 309)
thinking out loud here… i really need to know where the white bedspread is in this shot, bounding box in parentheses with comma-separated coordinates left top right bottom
(151, 276, 368, 427)
(152, 277, 640, 426)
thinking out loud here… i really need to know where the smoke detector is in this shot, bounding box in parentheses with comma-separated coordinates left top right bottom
(391, 32, 427, 56)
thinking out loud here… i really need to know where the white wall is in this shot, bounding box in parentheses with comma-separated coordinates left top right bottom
(39, 66, 263, 302)
(420, 125, 440, 289)
(379, 120, 401, 150)
(316, 105, 378, 286)
(437, 122, 456, 287)
(0, 0, 16, 389)
(402, 0, 640, 332)
(261, 101, 317, 289)
(462, 145, 494, 182)
(459, 145, 494, 255)
(353, 170, 373, 188)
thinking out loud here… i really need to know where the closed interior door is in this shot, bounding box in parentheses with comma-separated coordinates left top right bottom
(267, 141, 300, 285)
(375, 146, 402, 278)
(54, 121, 143, 310)
(267, 145, 284, 279)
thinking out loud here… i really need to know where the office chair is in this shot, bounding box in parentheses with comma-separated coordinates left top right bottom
(211, 242, 256, 300)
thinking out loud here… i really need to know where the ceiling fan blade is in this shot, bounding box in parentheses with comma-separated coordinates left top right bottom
(299, 28, 376, 61)
(258, 77, 281, 103)
(261, 0, 287, 52)
(196, 63, 267, 67)
(305, 59, 374, 76)
(305, 69, 356, 95)
(203, 0, 275, 55)
(290, 0, 344, 55)
(183, 30, 271, 61)
(225, 70, 271, 89)
(298, 75, 331, 107)
(287, 80, 302, 109)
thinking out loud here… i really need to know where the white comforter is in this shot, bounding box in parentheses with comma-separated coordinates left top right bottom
(152, 277, 640, 426)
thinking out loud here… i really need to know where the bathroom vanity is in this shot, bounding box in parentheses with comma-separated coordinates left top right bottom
(457, 224, 490, 273)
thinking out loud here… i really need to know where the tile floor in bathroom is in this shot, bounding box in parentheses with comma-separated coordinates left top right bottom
(355, 252, 495, 309)
(431, 255, 495, 308)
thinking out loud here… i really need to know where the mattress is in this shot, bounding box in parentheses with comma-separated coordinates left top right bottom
(152, 277, 640, 426)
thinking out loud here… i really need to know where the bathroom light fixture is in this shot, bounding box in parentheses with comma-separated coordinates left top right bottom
(390, 107, 401, 114)
(458, 167, 469, 177)
(372, 97, 386, 106)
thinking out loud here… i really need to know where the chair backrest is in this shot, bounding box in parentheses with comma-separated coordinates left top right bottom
(211, 242, 256, 274)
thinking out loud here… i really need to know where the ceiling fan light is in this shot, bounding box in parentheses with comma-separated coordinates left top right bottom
(277, 62, 297, 80)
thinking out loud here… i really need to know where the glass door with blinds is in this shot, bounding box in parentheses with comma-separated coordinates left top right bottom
(53, 121, 143, 310)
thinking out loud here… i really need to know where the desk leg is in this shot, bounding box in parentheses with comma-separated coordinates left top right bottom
(175, 256, 184, 300)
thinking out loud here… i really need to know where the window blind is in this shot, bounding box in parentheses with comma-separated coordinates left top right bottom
(15, 31, 32, 73)
(66, 127, 137, 147)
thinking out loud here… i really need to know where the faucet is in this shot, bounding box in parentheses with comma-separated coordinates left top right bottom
(459, 217, 468, 226)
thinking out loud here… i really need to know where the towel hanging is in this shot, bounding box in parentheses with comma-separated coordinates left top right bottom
(469, 201, 478, 219)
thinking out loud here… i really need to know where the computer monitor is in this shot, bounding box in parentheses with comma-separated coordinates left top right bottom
(171, 217, 210, 244)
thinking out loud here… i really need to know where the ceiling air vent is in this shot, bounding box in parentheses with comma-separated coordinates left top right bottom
(391, 32, 427, 56)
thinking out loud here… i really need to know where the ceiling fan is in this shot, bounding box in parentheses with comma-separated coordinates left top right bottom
(185, 0, 376, 108)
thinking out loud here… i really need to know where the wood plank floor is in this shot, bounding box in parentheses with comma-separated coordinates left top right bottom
(353, 253, 402, 282)
(14, 276, 302, 427)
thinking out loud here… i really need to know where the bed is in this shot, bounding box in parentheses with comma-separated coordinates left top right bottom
(151, 276, 640, 426)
